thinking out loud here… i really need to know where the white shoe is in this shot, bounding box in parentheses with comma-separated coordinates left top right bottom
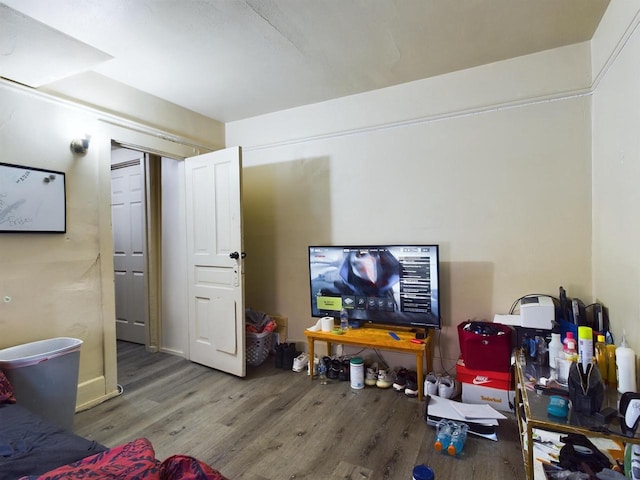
(376, 368, 394, 388)
(307, 355, 319, 376)
(424, 372, 441, 396)
(438, 376, 461, 399)
(365, 362, 379, 386)
(292, 352, 308, 372)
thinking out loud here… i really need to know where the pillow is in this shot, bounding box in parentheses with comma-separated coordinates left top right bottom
(0, 370, 16, 404)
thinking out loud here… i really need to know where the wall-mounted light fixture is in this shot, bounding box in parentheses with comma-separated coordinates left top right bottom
(70, 135, 91, 155)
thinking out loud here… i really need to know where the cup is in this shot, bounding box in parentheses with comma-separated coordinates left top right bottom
(556, 357, 571, 386)
(321, 316, 334, 332)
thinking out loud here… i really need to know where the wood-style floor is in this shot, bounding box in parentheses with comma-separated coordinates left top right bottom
(74, 341, 526, 480)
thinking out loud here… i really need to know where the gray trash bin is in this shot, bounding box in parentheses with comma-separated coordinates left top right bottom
(0, 337, 82, 430)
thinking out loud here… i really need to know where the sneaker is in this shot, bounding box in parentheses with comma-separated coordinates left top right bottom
(283, 343, 298, 370)
(307, 355, 319, 376)
(328, 358, 341, 380)
(404, 371, 419, 397)
(438, 376, 461, 399)
(393, 368, 409, 392)
(339, 358, 350, 381)
(376, 368, 394, 388)
(424, 372, 441, 396)
(292, 352, 308, 372)
(365, 362, 379, 386)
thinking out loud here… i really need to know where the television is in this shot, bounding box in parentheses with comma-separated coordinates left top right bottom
(308, 245, 441, 330)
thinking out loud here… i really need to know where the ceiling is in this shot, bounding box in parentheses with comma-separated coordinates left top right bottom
(1, 0, 610, 123)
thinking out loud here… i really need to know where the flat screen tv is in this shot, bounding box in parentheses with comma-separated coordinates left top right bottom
(308, 245, 441, 330)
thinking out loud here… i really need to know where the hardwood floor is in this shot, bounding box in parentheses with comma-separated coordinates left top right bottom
(74, 342, 526, 480)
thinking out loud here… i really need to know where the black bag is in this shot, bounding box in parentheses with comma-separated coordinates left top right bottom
(568, 362, 604, 415)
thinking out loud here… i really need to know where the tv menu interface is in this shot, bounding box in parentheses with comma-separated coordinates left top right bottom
(309, 245, 439, 326)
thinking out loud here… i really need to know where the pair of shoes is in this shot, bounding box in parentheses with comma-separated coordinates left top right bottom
(393, 368, 410, 392)
(339, 358, 350, 381)
(292, 352, 308, 372)
(327, 358, 341, 380)
(404, 371, 419, 397)
(365, 362, 379, 386)
(376, 367, 394, 388)
(424, 372, 460, 399)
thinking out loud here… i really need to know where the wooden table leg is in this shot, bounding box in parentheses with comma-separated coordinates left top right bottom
(416, 351, 424, 401)
(308, 337, 315, 381)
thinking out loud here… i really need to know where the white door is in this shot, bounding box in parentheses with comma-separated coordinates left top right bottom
(111, 153, 148, 345)
(185, 146, 245, 377)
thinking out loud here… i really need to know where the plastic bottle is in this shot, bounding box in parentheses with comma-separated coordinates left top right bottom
(606, 344, 617, 389)
(564, 332, 578, 362)
(578, 326, 594, 371)
(595, 334, 607, 383)
(340, 308, 349, 332)
(318, 362, 328, 385)
(616, 330, 637, 393)
(433, 420, 453, 453)
(447, 422, 469, 456)
(548, 333, 562, 370)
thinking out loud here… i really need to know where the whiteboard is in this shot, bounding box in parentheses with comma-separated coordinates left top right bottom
(0, 163, 66, 233)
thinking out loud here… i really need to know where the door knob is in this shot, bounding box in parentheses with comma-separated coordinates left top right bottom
(229, 251, 247, 259)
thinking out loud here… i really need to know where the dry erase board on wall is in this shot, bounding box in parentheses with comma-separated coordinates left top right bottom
(0, 163, 66, 233)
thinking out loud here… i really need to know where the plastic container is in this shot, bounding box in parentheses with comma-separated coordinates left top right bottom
(578, 326, 593, 371)
(246, 330, 273, 367)
(412, 465, 435, 480)
(340, 308, 349, 332)
(563, 332, 577, 362)
(548, 333, 562, 370)
(433, 419, 453, 453)
(0, 337, 82, 430)
(447, 422, 469, 456)
(595, 335, 607, 382)
(350, 357, 364, 389)
(606, 344, 617, 389)
(616, 331, 637, 393)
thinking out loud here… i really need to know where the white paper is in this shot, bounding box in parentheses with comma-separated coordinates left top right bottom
(450, 400, 507, 420)
(427, 395, 500, 425)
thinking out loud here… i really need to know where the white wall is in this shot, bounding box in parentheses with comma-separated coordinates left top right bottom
(0, 80, 222, 410)
(591, 3, 640, 354)
(228, 44, 594, 371)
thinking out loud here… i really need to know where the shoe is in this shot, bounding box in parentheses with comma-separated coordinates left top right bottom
(424, 372, 441, 396)
(404, 371, 419, 397)
(376, 368, 394, 388)
(292, 352, 308, 372)
(438, 376, 461, 399)
(365, 362, 379, 386)
(327, 358, 341, 380)
(275, 343, 285, 368)
(393, 368, 409, 392)
(339, 358, 350, 381)
(307, 355, 319, 376)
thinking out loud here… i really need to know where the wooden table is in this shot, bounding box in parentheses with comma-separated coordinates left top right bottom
(304, 325, 433, 400)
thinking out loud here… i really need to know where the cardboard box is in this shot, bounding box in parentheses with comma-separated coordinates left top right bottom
(271, 314, 288, 344)
(456, 358, 515, 412)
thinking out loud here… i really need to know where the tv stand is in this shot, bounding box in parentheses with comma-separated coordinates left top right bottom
(304, 325, 434, 401)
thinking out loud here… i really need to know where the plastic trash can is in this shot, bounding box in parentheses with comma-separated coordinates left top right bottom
(0, 337, 82, 430)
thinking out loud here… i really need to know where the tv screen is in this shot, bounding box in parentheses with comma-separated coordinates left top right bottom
(308, 245, 441, 330)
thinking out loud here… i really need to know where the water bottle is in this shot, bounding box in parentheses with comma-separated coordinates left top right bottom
(433, 419, 453, 453)
(447, 422, 469, 456)
(318, 362, 328, 385)
(340, 308, 349, 332)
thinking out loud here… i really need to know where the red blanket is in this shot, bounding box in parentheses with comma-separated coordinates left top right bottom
(19, 438, 228, 480)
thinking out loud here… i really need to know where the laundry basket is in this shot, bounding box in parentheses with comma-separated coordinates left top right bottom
(246, 330, 273, 367)
(0, 337, 82, 430)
